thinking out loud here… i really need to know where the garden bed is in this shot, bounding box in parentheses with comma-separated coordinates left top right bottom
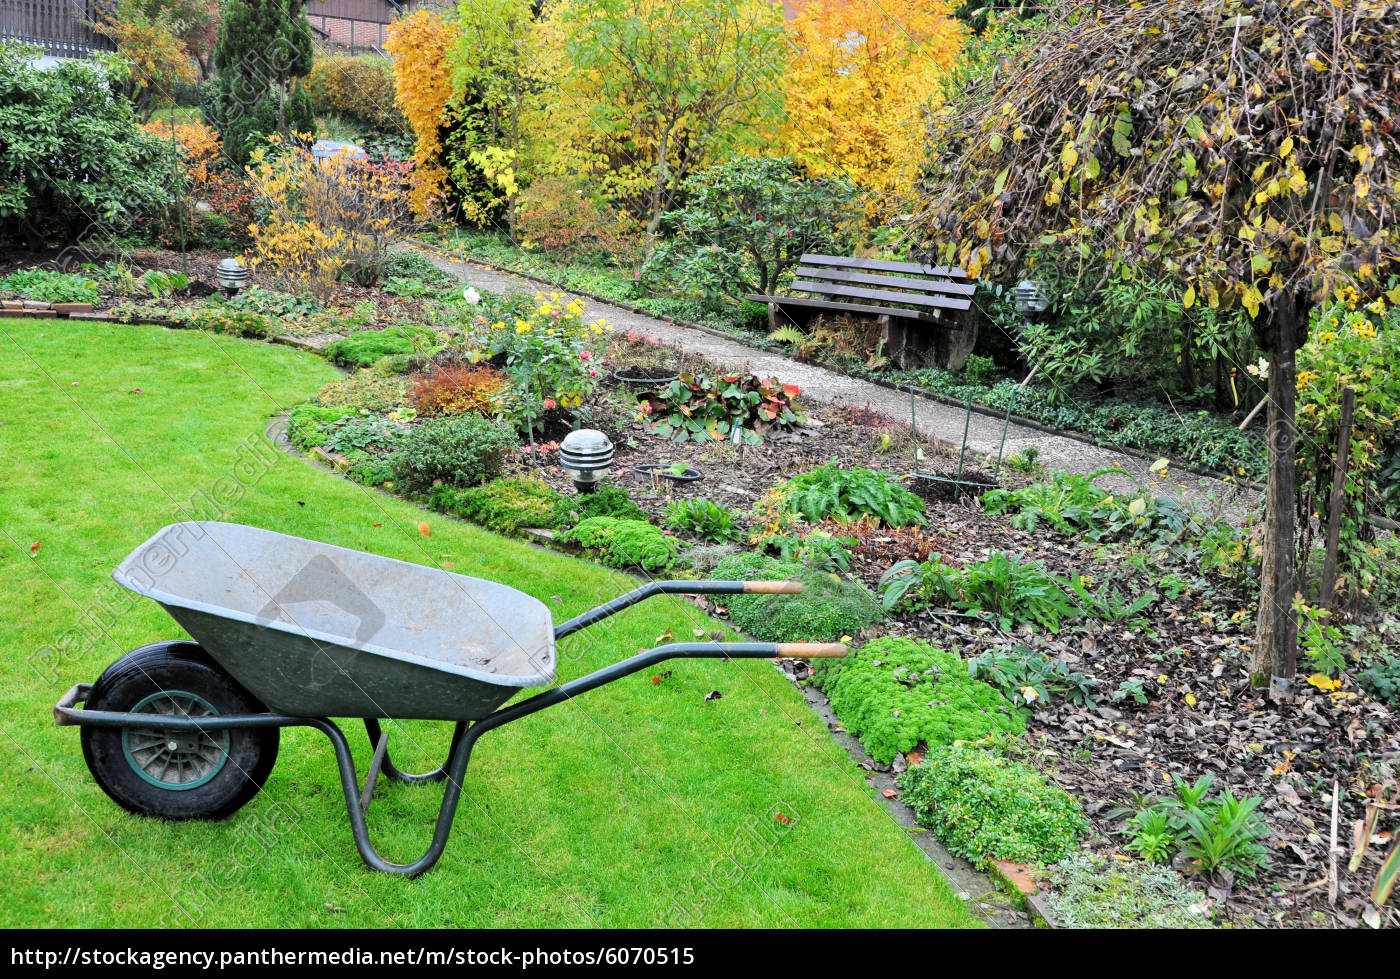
(822, 500, 1400, 928)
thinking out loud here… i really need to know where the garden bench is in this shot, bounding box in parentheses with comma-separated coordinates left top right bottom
(747, 254, 976, 368)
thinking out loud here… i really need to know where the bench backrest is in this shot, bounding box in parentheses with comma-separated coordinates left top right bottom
(791, 254, 975, 313)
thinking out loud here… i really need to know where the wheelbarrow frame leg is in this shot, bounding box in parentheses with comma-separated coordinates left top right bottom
(324, 641, 846, 877)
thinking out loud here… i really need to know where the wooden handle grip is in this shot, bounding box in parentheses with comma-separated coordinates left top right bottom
(775, 643, 848, 658)
(744, 580, 803, 594)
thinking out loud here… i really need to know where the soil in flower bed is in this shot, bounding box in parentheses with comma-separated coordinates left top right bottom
(833, 501, 1400, 929)
(509, 382, 963, 529)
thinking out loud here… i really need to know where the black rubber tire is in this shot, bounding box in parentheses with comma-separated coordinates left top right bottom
(80, 641, 279, 821)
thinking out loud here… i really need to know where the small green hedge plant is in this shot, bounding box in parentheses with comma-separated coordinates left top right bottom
(710, 552, 882, 643)
(556, 517, 683, 571)
(551, 484, 647, 527)
(897, 745, 1087, 868)
(287, 403, 357, 449)
(431, 478, 565, 534)
(812, 637, 1023, 763)
(324, 326, 439, 368)
(390, 415, 518, 494)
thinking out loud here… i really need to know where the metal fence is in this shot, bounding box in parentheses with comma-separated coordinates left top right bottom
(0, 0, 115, 60)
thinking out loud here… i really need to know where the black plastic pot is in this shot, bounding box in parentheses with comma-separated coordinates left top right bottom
(612, 367, 680, 387)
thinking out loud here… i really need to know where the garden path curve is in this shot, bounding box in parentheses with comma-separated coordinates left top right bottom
(410, 246, 1257, 512)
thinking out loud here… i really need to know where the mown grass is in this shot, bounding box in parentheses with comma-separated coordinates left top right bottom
(0, 320, 976, 928)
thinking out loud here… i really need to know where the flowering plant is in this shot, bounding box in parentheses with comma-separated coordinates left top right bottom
(467, 291, 611, 417)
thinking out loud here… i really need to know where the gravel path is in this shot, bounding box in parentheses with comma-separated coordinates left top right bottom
(412, 245, 1259, 511)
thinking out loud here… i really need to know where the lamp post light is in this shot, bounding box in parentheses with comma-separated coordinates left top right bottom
(559, 429, 614, 493)
(1013, 278, 1049, 320)
(216, 258, 249, 298)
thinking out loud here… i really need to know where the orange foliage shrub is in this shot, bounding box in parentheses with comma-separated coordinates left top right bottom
(141, 120, 221, 191)
(385, 10, 454, 218)
(410, 365, 509, 417)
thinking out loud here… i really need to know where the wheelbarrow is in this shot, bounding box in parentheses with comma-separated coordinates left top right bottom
(53, 522, 845, 877)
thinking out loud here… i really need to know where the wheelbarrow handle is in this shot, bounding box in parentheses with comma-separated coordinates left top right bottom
(553, 579, 802, 639)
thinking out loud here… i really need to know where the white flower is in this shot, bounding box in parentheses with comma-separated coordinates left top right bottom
(463, 287, 481, 305)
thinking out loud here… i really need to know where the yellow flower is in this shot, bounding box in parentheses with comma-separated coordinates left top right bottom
(515, 324, 531, 334)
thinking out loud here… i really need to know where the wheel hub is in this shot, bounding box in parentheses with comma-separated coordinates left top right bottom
(121, 690, 230, 790)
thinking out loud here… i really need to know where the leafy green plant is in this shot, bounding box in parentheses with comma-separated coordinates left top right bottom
(556, 517, 683, 572)
(765, 529, 854, 574)
(390, 415, 518, 493)
(1126, 808, 1177, 864)
(1296, 599, 1348, 677)
(1046, 853, 1210, 929)
(324, 326, 440, 368)
(318, 415, 408, 457)
(812, 637, 1023, 764)
(982, 469, 1117, 536)
(142, 269, 188, 300)
(957, 552, 1079, 631)
(383, 276, 431, 298)
(1124, 773, 1271, 881)
(286, 403, 357, 450)
(224, 284, 324, 319)
(1358, 653, 1400, 705)
(551, 485, 647, 527)
(963, 353, 998, 387)
(0, 269, 99, 304)
(1068, 580, 1157, 627)
(780, 464, 924, 527)
(879, 556, 962, 611)
(897, 746, 1087, 868)
(1112, 679, 1148, 705)
(967, 645, 1097, 709)
(663, 498, 744, 542)
(711, 552, 883, 644)
(431, 477, 565, 534)
(1003, 445, 1041, 474)
(639, 369, 803, 445)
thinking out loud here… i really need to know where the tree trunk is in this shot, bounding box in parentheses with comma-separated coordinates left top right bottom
(1250, 297, 1300, 699)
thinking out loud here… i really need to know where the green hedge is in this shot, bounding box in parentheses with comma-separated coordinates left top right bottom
(812, 637, 1023, 763)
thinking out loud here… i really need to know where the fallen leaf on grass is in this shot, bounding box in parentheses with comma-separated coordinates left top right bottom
(418, 521, 431, 537)
(704, 690, 722, 702)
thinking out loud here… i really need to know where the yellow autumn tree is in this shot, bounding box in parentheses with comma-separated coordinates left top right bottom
(781, 0, 966, 212)
(385, 10, 455, 217)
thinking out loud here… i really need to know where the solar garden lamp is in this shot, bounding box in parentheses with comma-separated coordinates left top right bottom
(216, 258, 249, 298)
(559, 429, 614, 493)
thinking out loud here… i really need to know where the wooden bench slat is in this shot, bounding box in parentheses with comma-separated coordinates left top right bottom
(789, 279, 973, 312)
(795, 265, 977, 298)
(745, 294, 945, 323)
(800, 253, 969, 280)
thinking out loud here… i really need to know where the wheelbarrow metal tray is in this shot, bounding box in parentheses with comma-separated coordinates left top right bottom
(112, 522, 556, 722)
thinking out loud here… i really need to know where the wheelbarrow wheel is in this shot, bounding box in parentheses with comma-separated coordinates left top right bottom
(80, 640, 279, 821)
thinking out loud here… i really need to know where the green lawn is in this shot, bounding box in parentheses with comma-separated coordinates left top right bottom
(0, 320, 977, 928)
